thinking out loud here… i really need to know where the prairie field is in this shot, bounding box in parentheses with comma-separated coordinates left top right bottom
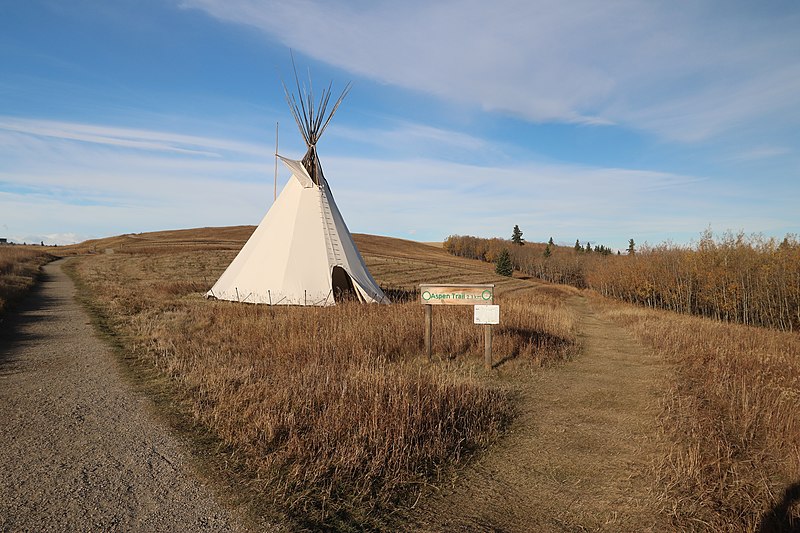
(4, 226, 794, 530)
(0, 246, 54, 315)
(61, 227, 579, 528)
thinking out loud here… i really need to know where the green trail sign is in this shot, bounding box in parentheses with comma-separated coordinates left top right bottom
(420, 283, 498, 370)
(419, 284, 494, 305)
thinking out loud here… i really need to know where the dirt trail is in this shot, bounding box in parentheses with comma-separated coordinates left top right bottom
(408, 295, 668, 532)
(0, 260, 248, 532)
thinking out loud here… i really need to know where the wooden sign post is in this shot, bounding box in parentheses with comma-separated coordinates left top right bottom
(419, 284, 496, 367)
(424, 303, 432, 360)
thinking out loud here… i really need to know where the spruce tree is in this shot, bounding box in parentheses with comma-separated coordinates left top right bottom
(511, 225, 524, 245)
(574, 239, 583, 253)
(627, 238, 636, 255)
(543, 244, 552, 258)
(548, 237, 554, 246)
(495, 248, 513, 276)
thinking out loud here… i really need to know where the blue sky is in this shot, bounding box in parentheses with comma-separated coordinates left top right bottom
(1, 0, 798, 248)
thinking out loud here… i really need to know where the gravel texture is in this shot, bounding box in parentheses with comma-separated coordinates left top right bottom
(0, 259, 248, 532)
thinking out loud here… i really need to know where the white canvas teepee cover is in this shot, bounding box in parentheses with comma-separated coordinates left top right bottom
(206, 156, 388, 306)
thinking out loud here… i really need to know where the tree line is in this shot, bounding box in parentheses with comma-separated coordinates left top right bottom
(444, 230, 800, 331)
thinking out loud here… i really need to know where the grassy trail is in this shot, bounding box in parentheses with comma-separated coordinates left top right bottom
(406, 295, 669, 532)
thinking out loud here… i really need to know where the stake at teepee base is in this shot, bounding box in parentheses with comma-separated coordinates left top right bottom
(206, 64, 388, 307)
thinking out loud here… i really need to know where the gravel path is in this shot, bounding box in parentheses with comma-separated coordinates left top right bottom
(0, 260, 248, 532)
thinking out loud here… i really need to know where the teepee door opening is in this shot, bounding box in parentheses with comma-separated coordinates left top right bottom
(331, 266, 361, 303)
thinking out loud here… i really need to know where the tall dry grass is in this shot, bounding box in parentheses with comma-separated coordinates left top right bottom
(589, 232, 800, 331)
(445, 231, 800, 331)
(0, 246, 53, 315)
(68, 246, 578, 528)
(598, 298, 800, 531)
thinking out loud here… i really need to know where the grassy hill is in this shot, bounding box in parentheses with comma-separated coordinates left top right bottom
(63, 227, 543, 297)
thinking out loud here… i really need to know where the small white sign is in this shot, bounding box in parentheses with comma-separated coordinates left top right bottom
(474, 304, 500, 325)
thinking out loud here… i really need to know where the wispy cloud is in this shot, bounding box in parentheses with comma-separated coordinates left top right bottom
(335, 121, 490, 154)
(730, 145, 792, 161)
(181, 0, 800, 142)
(0, 118, 280, 243)
(0, 117, 268, 158)
(322, 155, 725, 246)
(0, 115, 731, 247)
(2, 115, 796, 247)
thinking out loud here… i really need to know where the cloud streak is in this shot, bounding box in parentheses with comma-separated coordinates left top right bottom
(181, 0, 800, 142)
(0, 117, 268, 158)
(0, 115, 738, 247)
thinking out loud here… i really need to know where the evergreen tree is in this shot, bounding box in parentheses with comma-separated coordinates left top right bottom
(586, 242, 592, 253)
(495, 248, 513, 276)
(574, 239, 583, 252)
(627, 238, 636, 255)
(543, 244, 552, 258)
(548, 237, 554, 246)
(511, 225, 524, 245)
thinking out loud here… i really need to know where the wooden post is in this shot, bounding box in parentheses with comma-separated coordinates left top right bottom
(484, 324, 492, 370)
(274, 122, 279, 201)
(425, 304, 432, 361)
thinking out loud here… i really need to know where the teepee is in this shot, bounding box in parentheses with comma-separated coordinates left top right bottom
(206, 69, 388, 306)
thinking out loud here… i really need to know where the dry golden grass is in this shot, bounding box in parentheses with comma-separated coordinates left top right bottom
(63, 228, 579, 529)
(57, 226, 800, 529)
(596, 296, 800, 531)
(0, 246, 54, 315)
(445, 232, 800, 331)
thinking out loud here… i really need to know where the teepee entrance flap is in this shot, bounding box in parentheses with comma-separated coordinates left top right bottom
(278, 155, 315, 188)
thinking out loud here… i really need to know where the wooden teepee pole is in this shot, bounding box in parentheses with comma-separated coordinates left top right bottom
(274, 121, 279, 201)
